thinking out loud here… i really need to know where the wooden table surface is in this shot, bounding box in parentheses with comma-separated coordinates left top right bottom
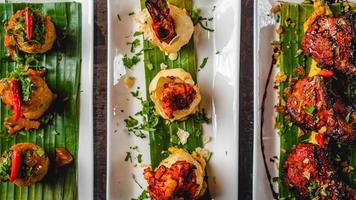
(93, 1, 254, 199)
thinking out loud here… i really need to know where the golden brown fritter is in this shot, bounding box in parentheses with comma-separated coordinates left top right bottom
(8, 143, 49, 187)
(0, 69, 54, 134)
(4, 7, 56, 59)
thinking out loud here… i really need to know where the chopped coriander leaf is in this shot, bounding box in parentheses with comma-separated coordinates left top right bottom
(124, 152, 132, 162)
(131, 190, 150, 200)
(194, 109, 211, 124)
(147, 63, 154, 71)
(199, 21, 215, 32)
(272, 177, 279, 182)
(133, 31, 143, 37)
(127, 39, 141, 53)
(216, 51, 220, 55)
(4, 67, 36, 102)
(123, 54, 141, 69)
(128, 12, 135, 16)
(137, 154, 143, 163)
(190, 7, 215, 32)
(305, 105, 315, 115)
(124, 90, 159, 138)
(35, 147, 45, 157)
(212, 5, 216, 12)
(0, 152, 11, 181)
(191, 7, 200, 25)
(199, 57, 208, 69)
(20, 77, 36, 102)
(346, 112, 352, 123)
(132, 174, 143, 189)
(130, 145, 139, 150)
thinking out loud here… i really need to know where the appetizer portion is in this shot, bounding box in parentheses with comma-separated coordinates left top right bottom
(135, 0, 194, 60)
(284, 143, 353, 199)
(5, 7, 57, 59)
(149, 68, 201, 121)
(143, 148, 207, 200)
(286, 76, 355, 144)
(302, 15, 356, 77)
(0, 143, 49, 187)
(0, 68, 55, 134)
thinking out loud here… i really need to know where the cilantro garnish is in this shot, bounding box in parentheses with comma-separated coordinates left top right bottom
(127, 39, 141, 53)
(137, 154, 143, 163)
(191, 7, 215, 32)
(0, 152, 11, 181)
(131, 190, 150, 200)
(123, 54, 141, 69)
(345, 112, 352, 123)
(199, 57, 208, 69)
(124, 152, 132, 163)
(4, 67, 37, 102)
(133, 31, 143, 37)
(305, 105, 315, 115)
(193, 109, 211, 124)
(124, 90, 159, 139)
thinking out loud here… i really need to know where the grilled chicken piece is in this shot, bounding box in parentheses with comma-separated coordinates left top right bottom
(284, 143, 354, 199)
(144, 161, 199, 200)
(286, 76, 355, 143)
(302, 15, 356, 77)
(145, 0, 177, 44)
(161, 82, 196, 118)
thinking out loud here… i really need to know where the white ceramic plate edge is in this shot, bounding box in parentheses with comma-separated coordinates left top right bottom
(78, 0, 94, 200)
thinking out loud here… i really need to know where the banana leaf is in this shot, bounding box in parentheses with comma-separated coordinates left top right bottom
(139, 0, 203, 169)
(278, 2, 355, 199)
(0, 3, 81, 200)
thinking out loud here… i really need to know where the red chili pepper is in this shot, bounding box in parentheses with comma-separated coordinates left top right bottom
(315, 133, 325, 146)
(319, 70, 334, 78)
(25, 8, 33, 41)
(9, 79, 22, 121)
(9, 151, 21, 182)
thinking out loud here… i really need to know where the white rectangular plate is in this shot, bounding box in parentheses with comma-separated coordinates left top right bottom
(107, 0, 240, 199)
(1, 1, 94, 199)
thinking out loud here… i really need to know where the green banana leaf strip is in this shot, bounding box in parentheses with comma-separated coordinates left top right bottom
(278, 2, 355, 199)
(139, 0, 203, 169)
(0, 3, 81, 200)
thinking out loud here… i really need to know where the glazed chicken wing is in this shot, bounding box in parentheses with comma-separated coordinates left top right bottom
(286, 76, 355, 143)
(302, 15, 356, 77)
(284, 143, 353, 199)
